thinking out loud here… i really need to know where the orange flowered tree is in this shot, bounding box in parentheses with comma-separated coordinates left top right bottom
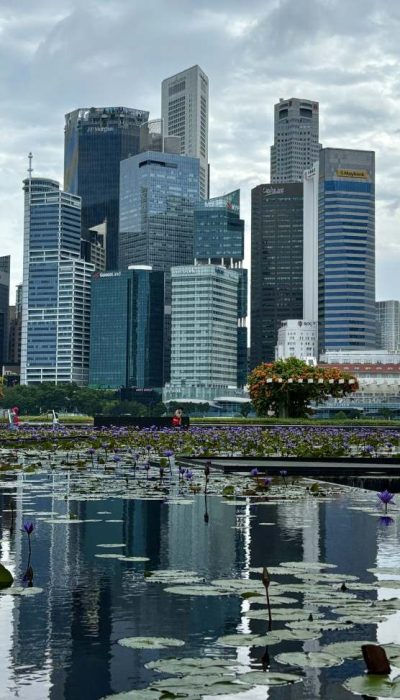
(248, 358, 358, 418)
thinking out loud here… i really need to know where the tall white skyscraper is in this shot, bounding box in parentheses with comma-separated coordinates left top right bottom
(21, 174, 94, 385)
(161, 65, 209, 199)
(164, 265, 238, 401)
(270, 98, 320, 183)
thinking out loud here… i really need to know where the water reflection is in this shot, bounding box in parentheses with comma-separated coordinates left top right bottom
(0, 473, 398, 699)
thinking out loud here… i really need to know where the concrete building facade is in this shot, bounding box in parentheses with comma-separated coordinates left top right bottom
(275, 319, 318, 360)
(270, 98, 320, 183)
(162, 65, 209, 198)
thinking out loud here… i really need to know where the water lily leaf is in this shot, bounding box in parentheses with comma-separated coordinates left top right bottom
(239, 671, 304, 686)
(246, 608, 320, 621)
(0, 586, 43, 596)
(100, 691, 167, 700)
(211, 579, 265, 592)
(367, 567, 400, 576)
(118, 556, 150, 562)
(274, 628, 322, 641)
(118, 636, 185, 649)
(145, 658, 231, 676)
(343, 674, 400, 697)
(287, 619, 352, 631)
(216, 633, 282, 647)
(249, 595, 298, 605)
(0, 563, 13, 588)
(164, 586, 232, 596)
(275, 651, 343, 668)
(281, 561, 337, 570)
(323, 640, 375, 659)
(97, 543, 126, 548)
(95, 553, 123, 559)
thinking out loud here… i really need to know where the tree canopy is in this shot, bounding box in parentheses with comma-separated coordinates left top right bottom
(248, 358, 358, 418)
(0, 383, 165, 417)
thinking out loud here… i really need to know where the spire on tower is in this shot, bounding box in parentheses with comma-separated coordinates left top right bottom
(27, 152, 33, 178)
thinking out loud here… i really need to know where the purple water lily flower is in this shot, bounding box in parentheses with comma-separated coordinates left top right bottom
(250, 468, 259, 477)
(279, 469, 288, 477)
(263, 477, 272, 488)
(113, 455, 121, 463)
(379, 515, 394, 527)
(377, 490, 395, 513)
(23, 522, 34, 534)
(185, 469, 193, 480)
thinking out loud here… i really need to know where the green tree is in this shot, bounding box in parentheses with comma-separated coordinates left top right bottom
(240, 402, 252, 418)
(248, 358, 358, 418)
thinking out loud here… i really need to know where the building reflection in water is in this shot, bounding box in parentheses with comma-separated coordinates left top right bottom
(0, 475, 398, 699)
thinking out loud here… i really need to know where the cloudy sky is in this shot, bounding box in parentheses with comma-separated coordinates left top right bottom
(1, 0, 400, 303)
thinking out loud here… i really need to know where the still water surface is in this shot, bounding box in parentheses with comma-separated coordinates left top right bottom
(0, 473, 399, 700)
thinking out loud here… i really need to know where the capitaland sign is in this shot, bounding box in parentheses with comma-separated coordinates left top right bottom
(336, 169, 369, 179)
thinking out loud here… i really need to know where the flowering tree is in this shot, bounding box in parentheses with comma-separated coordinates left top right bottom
(248, 358, 358, 418)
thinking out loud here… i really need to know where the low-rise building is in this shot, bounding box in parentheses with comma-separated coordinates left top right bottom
(275, 319, 318, 361)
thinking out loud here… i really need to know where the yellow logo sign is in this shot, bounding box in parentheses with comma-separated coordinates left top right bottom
(336, 169, 369, 179)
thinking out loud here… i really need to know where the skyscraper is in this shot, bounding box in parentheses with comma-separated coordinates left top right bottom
(119, 150, 200, 380)
(318, 148, 375, 354)
(194, 189, 248, 386)
(303, 163, 319, 324)
(376, 301, 400, 353)
(161, 65, 209, 198)
(89, 267, 164, 389)
(21, 175, 94, 385)
(64, 106, 149, 271)
(270, 98, 320, 183)
(8, 284, 23, 367)
(0, 256, 10, 369)
(250, 184, 303, 367)
(164, 265, 238, 402)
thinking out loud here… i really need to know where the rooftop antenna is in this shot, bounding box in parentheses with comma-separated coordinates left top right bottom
(27, 152, 33, 178)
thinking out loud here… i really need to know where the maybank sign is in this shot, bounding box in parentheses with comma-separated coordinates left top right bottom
(336, 169, 369, 179)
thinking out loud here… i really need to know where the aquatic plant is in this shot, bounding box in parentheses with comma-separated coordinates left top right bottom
(377, 490, 395, 514)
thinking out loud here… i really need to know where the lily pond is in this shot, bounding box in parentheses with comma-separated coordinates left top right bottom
(1, 427, 400, 699)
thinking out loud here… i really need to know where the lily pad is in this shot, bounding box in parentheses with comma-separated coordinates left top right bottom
(100, 692, 163, 700)
(164, 586, 232, 596)
(118, 556, 150, 562)
(145, 657, 231, 675)
(343, 674, 400, 697)
(323, 640, 375, 659)
(97, 544, 126, 548)
(239, 671, 304, 686)
(95, 553, 123, 559)
(246, 608, 320, 621)
(118, 636, 185, 649)
(0, 586, 43, 596)
(216, 632, 283, 647)
(0, 563, 13, 588)
(275, 651, 343, 668)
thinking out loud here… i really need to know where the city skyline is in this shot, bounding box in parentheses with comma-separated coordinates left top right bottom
(2, 1, 400, 302)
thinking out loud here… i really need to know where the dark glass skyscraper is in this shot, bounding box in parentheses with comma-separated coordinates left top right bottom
(251, 184, 303, 367)
(0, 256, 10, 368)
(194, 190, 248, 386)
(89, 267, 164, 389)
(64, 107, 149, 271)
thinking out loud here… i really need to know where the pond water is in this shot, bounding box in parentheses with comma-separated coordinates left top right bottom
(0, 468, 399, 700)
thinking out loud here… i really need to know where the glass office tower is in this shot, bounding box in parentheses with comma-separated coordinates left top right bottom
(270, 97, 321, 183)
(0, 256, 10, 368)
(119, 150, 200, 380)
(21, 177, 94, 385)
(64, 107, 149, 271)
(89, 267, 164, 389)
(194, 190, 248, 386)
(318, 148, 375, 353)
(376, 300, 400, 352)
(251, 183, 303, 367)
